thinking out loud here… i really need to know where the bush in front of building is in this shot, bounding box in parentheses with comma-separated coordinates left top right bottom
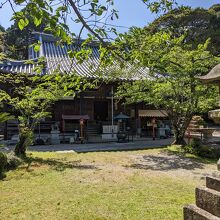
(5, 152, 23, 170)
(0, 152, 7, 179)
(184, 138, 220, 159)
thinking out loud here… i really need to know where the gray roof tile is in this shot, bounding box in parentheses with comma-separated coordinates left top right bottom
(0, 32, 149, 79)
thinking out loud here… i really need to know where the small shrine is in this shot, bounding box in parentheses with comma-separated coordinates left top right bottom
(197, 63, 220, 167)
(187, 116, 215, 144)
(184, 64, 220, 219)
(199, 63, 220, 123)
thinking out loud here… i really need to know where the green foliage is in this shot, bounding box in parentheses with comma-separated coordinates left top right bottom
(191, 115, 207, 127)
(0, 25, 5, 32)
(142, 0, 177, 13)
(18, 18, 29, 30)
(2, 0, 177, 60)
(0, 72, 89, 126)
(16, 126, 34, 151)
(0, 29, 7, 60)
(5, 152, 23, 170)
(146, 6, 220, 55)
(0, 112, 14, 123)
(116, 30, 219, 144)
(5, 9, 47, 60)
(185, 138, 219, 159)
(0, 152, 7, 179)
(197, 145, 217, 158)
(0, 72, 93, 155)
(188, 138, 202, 153)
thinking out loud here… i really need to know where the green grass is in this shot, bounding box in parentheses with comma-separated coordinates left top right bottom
(0, 148, 216, 220)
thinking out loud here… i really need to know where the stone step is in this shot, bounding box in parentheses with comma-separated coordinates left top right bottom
(183, 204, 220, 220)
(206, 176, 220, 192)
(87, 130, 99, 133)
(196, 187, 220, 217)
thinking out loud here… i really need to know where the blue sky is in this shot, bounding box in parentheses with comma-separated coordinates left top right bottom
(114, 0, 220, 29)
(0, 0, 219, 33)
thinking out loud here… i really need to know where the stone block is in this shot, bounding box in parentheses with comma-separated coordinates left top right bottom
(196, 187, 220, 217)
(206, 176, 220, 192)
(101, 134, 117, 140)
(183, 204, 220, 220)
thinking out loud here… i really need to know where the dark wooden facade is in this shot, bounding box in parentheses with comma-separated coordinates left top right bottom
(0, 82, 170, 140)
(0, 33, 169, 141)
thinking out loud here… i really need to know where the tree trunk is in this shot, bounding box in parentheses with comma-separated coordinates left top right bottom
(172, 133, 186, 145)
(14, 126, 33, 157)
(170, 114, 192, 146)
(14, 132, 28, 156)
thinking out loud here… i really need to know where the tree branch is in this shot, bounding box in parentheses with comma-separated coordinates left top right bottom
(68, 0, 106, 45)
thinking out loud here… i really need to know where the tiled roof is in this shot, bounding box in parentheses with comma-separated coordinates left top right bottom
(197, 64, 220, 83)
(0, 32, 149, 79)
(0, 59, 38, 74)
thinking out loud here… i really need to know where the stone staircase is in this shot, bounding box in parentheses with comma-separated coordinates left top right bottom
(87, 124, 100, 136)
(184, 159, 220, 220)
(87, 123, 102, 142)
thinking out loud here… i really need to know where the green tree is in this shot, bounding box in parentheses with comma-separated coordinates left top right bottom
(5, 9, 48, 60)
(0, 26, 6, 60)
(0, 72, 93, 156)
(0, 25, 5, 32)
(116, 30, 219, 145)
(0, 0, 177, 61)
(146, 5, 220, 55)
(0, 112, 14, 123)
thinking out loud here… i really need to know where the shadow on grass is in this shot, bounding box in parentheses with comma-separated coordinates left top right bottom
(24, 156, 98, 172)
(128, 151, 205, 171)
(163, 147, 218, 164)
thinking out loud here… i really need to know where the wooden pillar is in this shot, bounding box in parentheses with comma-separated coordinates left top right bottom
(152, 117, 156, 140)
(62, 119, 65, 133)
(80, 94, 83, 115)
(4, 121, 7, 140)
(3, 104, 8, 140)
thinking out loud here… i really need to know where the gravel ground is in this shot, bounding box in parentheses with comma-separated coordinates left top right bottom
(128, 150, 219, 180)
(1, 138, 173, 153)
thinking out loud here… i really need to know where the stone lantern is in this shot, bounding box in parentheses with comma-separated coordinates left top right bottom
(183, 64, 220, 219)
(198, 63, 220, 167)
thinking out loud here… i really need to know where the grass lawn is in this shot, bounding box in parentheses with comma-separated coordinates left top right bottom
(0, 147, 217, 220)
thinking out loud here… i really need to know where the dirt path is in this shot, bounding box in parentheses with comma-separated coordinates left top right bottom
(126, 151, 219, 181)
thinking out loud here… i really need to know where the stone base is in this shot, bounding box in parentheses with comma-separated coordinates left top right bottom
(196, 187, 220, 217)
(206, 176, 220, 192)
(184, 204, 220, 220)
(101, 134, 117, 140)
(183, 159, 220, 220)
(50, 131, 60, 145)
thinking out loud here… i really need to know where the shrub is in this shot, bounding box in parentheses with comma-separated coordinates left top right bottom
(184, 138, 219, 159)
(212, 145, 220, 158)
(190, 138, 202, 152)
(5, 152, 23, 170)
(184, 138, 201, 154)
(197, 145, 216, 158)
(0, 152, 7, 179)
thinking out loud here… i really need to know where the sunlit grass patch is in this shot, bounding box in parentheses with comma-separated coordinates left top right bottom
(0, 148, 216, 220)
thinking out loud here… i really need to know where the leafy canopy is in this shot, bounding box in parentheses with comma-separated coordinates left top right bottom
(116, 29, 219, 144)
(146, 5, 220, 55)
(0, 0, 178, 63)
(0, 72, 94, 128)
